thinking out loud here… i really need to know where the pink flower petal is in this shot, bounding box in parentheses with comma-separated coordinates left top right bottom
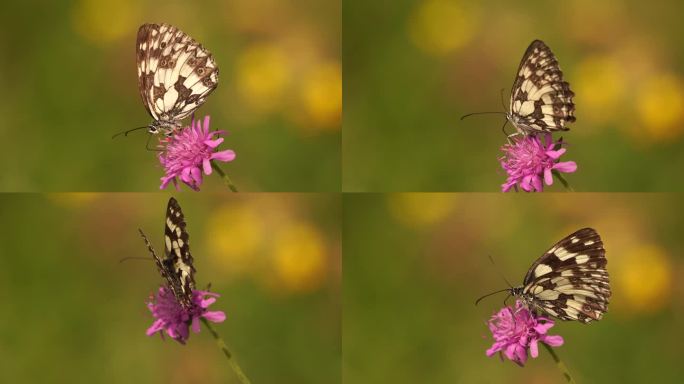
(521, 175, 534, 191)
(534, 321, 554, 334)
(531, 175, 543, 192)
(553, 161, 577, 173)
(500, 134, 576, 193)
(203, 159, 213, 175)
(542, 335, 564, 347)
(212, 149, 236, 162)
(485, 300, 563, 367)
(146, 287, 226, 344)
(191, 317, 201, 333)
(157, 115, 235, 191)
(201, 296, 217, 307)
(546, 147, 566, 159)
(530, 339, 539, 358)
(203, 310, 226, 323)
(486, 344, 500, 357)
(544, 168, 554, 186)
(204, 137, 224, 148)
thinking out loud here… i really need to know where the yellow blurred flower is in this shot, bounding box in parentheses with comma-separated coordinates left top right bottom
(235, 43, 292, 112)
(408, 0, 477, 56)
(636, 74, 684, 141)
(573, 55, 626, 127)
(72, 0, 139, 44)
(300, 62, 342, 130)
(613, 244, 672, 315)
(205, 203, 264, 276)
(387, 193, 455, 227)
(271, 222, 327, 293)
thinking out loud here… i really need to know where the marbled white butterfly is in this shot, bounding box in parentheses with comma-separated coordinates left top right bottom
(461, 40, 575, 136)
(136, 23, 219, 136)
(479, 228, 611, 323)
(507, 40, 576, 135)
(139, 197, 196, 309)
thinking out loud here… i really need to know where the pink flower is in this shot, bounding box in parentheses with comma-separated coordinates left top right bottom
(500, 134, 577, 192)
(158, 115, 236, 191)
(486, 300, 564, 366)
(146, 287, 226, 344)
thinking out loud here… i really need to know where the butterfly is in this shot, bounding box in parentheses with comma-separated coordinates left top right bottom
(506, 40, 576, 135)
(136, 23, 219, 136)
(139, 197, 196, 309)
(478, 228, 611, 323)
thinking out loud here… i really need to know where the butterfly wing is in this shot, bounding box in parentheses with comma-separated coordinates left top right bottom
(136, 23, 219, 124)
(163, 197, 196, 308)
(508, 40, 576, 133)
(521, 228, 610, 323)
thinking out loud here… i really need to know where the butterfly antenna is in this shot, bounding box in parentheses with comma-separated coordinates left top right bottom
(112, 126, 149, 139)
(499, 88, 508, 111)
(475, 288, 511, 306)
(460, 111, 507, 120)
(488, 254, 514, 288)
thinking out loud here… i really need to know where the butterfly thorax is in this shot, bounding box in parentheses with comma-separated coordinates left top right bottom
(148, 119, 183, 136)
(511, 286, 537, 308)
(510, 286, 524, 297)
(505, 112, 533, 136)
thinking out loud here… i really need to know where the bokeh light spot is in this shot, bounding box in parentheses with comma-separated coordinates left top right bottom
(614, 244, 672, 315)
(271, 223, 326, 293)
(408, 0, 477, 56)
(636, 74, 684, 141)
(206, 203, 263, 276)
(72, 0, 139, 44)
(300, 62, 342, 130)
(235, 43, 291, 112)
(387, 193, 455, 227)
(573, 55, 625, 126)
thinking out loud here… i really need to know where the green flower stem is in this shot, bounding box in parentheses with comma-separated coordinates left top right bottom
(210, 160, 238, 192)
(201, 317, 252, 384)
(542, 343, 576, 384)
(552, 170, 574, 192)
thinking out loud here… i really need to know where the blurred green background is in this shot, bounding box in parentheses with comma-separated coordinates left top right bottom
(0, 193, 341, 383)
(0, 0, 340, 192)
(344, 193, 684, 383)
(343, 0, 684, 191)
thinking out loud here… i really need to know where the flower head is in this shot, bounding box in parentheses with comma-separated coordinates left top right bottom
(158, 115, 236, 191)
(146, 286, 226, 344)
(485, 300, 564, 366)
(500, 134, 577, 192)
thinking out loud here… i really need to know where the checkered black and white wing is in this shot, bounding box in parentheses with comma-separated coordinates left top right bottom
(520, 228, 610, 323)
(136, 23, 219, 134)
(508, 40, 575, 134)
(139, 197, 196, 309)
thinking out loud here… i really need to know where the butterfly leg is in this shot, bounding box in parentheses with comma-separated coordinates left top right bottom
(145, 133, 164, 152)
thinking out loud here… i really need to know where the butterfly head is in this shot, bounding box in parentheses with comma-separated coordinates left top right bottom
(510, 286, 524, 297)
(148, 120, 182, 136)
